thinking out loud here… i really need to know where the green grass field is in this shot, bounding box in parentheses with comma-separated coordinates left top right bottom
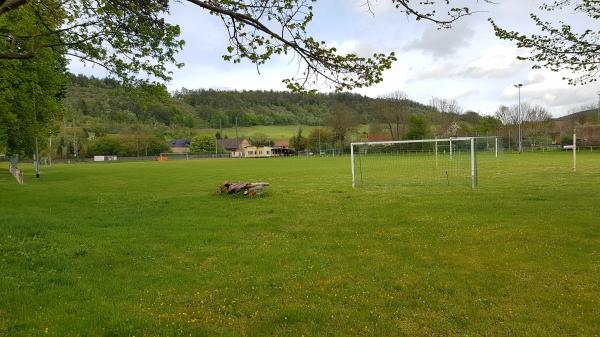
(1, 152, 599, 336)
(195, 125, 319, 140)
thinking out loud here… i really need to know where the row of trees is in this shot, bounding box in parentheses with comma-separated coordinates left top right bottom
(76, 98, 562, 157)
(287, 106, 441, 152)
(494, 103, 554, 148)
(87, 134, 168, 157)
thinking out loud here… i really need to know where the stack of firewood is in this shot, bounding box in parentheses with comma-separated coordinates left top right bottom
(216, 181, 270, 196)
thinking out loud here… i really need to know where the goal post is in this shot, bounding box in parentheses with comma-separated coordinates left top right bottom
(351, 137, 478, 189)
(470, 137, 477, 189)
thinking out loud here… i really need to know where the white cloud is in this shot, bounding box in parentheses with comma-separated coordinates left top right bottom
(328, 40, 374, 56)
(404, 21, 475, 58)
(453, 89, 480, 100)
(500, 70, 598, 116)
(407, 64, 457, 82)
(457, 45, 529, 79)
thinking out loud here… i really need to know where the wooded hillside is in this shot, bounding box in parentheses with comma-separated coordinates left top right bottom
(65, 73, 441, 132)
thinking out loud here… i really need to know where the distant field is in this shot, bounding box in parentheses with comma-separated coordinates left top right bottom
(195, 124, 369, 140)
(1, 152, 599, 336)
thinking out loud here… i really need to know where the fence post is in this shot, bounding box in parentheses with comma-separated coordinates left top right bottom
(350, 143, 355, 188)
(435, 137, 438, 168)
(573, 131, 577, 173)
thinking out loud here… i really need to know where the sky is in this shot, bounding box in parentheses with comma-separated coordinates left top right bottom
(68, 0, 600, 117)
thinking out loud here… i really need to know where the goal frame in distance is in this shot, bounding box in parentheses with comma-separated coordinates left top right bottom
(350, 137, 478, 189)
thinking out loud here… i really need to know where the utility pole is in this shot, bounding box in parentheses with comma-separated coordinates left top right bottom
(32, 89, 40, 178)
(235, 116, 239, 142)
(318, 119, 321, 155)
(72, 117, 78, 158)
(514, 83, 524, 153)
(48, 136, 52, 166)
(63, 118, 68, 159)
(219, 119, 223, 154)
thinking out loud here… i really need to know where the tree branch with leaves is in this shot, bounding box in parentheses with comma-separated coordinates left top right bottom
(491, 0, 600, 85)
(0, 0, 495, 92)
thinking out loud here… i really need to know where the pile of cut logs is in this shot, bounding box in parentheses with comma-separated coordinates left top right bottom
(216, 181, 269, 196)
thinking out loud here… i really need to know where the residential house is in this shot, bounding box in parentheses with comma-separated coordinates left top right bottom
(169, 139, 190, 153)
(272, 139, 292, 156)
(578, 125, 600, 145)
(243, 146, 273, 158)
(217, 138, 251, 157)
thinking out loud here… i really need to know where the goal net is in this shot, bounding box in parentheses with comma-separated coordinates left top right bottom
(473, 136, 503, 160)
(351, 137, 481, 189)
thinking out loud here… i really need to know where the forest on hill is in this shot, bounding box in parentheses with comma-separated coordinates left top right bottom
(66, 73, 443, 131)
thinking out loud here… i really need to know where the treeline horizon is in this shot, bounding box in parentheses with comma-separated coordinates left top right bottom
(67, 73, 447, 130)
(27, 73, 597, 160)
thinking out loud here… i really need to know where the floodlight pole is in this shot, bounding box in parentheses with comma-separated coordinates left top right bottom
(514, 83, 523, 153)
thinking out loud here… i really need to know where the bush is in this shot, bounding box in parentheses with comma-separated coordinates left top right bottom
(289, 128, 308, 151)
(190, 135, 216, 154)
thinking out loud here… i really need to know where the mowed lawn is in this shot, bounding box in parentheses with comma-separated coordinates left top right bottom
(194, 124, 370, 140)
(195, 125, 321, 140)
(1, 152, 599, 337)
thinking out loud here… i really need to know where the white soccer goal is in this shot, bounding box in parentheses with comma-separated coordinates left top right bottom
(351, 137, 480, 189)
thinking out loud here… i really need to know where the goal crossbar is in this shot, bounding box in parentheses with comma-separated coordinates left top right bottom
(350, 136, 474, 147)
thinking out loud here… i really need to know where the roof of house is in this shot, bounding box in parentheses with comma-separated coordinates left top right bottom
(217, 138, 248, 151)
(273, 139, 289, 148)
(169, 139, 190, 147)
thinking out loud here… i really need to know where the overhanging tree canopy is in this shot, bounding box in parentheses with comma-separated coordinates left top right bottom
(2, 1, 597, 90)
(0, 2, 67, 157)
(491, 0, 599, 85)
(0, 0, 494, 92)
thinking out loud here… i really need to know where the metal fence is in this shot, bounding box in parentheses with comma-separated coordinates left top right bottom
(502, 145, 600, 153)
